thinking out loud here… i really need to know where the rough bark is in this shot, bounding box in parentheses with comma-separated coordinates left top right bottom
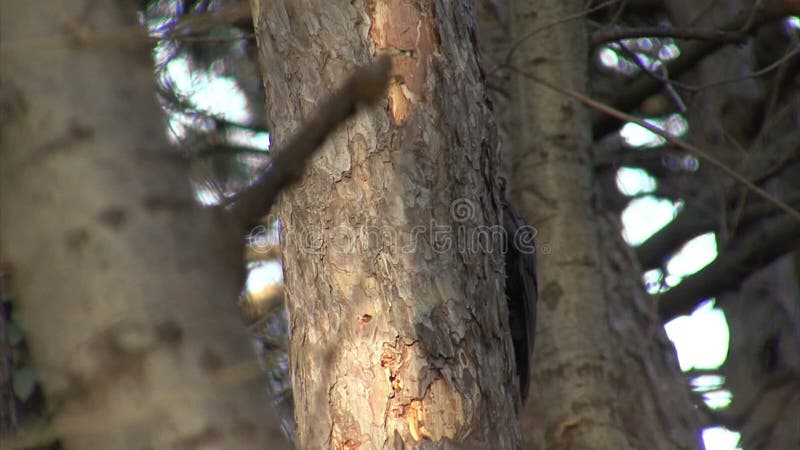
(505, 0, 702, 448)
(0, 1, 287, 448)
(250, 1, 519, 448)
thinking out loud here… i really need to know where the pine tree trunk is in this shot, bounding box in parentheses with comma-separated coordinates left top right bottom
(505, 0, 702, 448)
(250, 1, 520, 448)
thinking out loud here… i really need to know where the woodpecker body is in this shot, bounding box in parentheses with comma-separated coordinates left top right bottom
(501, 193, 538, 403)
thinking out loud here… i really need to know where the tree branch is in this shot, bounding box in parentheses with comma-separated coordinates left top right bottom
(637, 192, 800, 270)
(223, 56, 391, 225)
(591, 26, 746, 47)
(658, 215, 800, 322)
(635, 132, 800, 270)
(592, 2, 792, 137)
(510, 66, 800, 224)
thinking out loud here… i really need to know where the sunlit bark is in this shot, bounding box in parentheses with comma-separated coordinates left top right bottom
(250, 0, 520, 447)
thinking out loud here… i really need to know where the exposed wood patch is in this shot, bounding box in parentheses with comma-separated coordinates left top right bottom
(368, 0, 437, 125)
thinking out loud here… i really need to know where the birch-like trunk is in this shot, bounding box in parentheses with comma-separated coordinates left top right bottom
(506, 0, 701, 448)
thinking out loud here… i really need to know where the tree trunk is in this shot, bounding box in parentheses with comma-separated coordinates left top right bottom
(505, 0, 702, 448)
(507, 1, 632, 447)
(250, 1, 520, 448)
(0, 1, 287, 448)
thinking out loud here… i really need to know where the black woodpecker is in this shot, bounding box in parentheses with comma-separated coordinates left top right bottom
(500, 180, 538, 404)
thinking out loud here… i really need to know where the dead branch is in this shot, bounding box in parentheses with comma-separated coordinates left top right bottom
(635, 132, 800, 270)
(637, 192, 800, 270)
(591, 26, 746, 47)
(592, 2, 792, 137)
(658, 215, 800, 322)
(510, 66, 800, 224)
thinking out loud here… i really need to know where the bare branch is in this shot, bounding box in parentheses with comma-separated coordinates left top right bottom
(635, 132, 800, 270)
(637, 192, 800, 270)
(223, 56, 392, 225)
(658, 215, 800, 322)
(592, 3, 792, 137)
(0, 1, 254, 51)
(510, 67, 800, 224)
(153, 1, 251, 38)
(591, 26, 746, 47)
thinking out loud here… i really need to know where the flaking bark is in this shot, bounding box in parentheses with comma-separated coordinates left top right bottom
(250, 0, 520, 448)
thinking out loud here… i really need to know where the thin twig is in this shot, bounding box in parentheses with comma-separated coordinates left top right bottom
(592, 26, 746, 47)
(509, 66, 800, 224)
(501, 0, 621, 71)
(155, 1, 251, 37)
(592, 2, 791, 137)
(155, 34, 255, 43)
(606, 37, 798, 96)
(688, 43, 800, 91)
(607, 0, 630, 28)
(658, 214, 800, 321)
(633, 131, 800, 270)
